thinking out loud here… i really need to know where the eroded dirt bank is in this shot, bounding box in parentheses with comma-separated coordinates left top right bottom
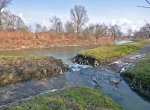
(0, 56, 68, 86)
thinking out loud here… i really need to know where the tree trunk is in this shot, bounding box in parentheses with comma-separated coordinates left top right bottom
(76, 26, 79, 37)
(0, 10, 2, 31)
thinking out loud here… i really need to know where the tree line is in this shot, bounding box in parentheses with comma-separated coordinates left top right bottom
(0, 0, 150, 40)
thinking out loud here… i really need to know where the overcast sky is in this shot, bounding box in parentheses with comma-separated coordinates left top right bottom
(8, 0, 150, 32)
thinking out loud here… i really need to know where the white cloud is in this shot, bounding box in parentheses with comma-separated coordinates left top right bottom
(112, 18, 131, 26)
(41, 20, 50, 30)
(111, 18, 143, 32)
(14, 11, 145, 33)
(89, 17, 144, 33)
(18, 13, 32, 25)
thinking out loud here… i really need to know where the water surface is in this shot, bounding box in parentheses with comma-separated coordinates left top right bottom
(0, 45, 150, 110)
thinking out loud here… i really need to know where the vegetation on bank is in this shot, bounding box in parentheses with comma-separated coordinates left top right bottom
(5, 86, 122, 110)
(0, 56, 21, 63)
(122, 56, 150, 98)
(0, 56, 68, 86)
(1, 0, 150, 45)
(0, 31, 114, 50)
(75, 40, 149, 65)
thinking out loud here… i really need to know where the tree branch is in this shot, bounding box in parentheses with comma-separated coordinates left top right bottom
(137, 6, 150, 8)
(146, 0, 150, 5)
(137, 0, 150, 8)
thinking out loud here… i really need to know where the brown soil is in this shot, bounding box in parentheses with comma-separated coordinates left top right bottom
(0, 56, 68, 86)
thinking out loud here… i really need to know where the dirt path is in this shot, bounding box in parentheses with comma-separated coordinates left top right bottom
(107, 43, 150, 73)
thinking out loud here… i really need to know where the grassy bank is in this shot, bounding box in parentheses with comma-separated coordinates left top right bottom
(0, 56, 68, 86)
(75, 40, 149, 65)
(4, 86, 122, 110)
(122, 56, 150, 98)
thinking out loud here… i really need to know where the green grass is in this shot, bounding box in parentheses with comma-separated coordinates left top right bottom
(79, 40, 149, 64)
(0, 55, 22, 63)
(122, 56, 150, 97)
(7, 86, 122, 110)
(0, 55, 40, 64)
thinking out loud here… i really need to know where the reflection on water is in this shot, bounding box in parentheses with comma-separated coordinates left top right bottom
(0, 45, 150, 110)
(115, 40, 132, 45)
(0, 45, 97, 63)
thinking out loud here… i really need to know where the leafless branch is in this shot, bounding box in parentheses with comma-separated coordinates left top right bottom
(137, 0, 150, 8)
(49, 16, 63, 33)
(146, 0, 150, 5)
(137, 6, 150, 8)
(70, 5, 89, 36)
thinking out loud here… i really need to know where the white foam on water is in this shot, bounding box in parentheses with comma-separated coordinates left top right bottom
(67, 61, 92, 71)
(130, 54, 145, 60)
(110, 54, 145, 73)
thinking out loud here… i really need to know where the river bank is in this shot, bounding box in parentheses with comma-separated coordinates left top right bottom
(122, 56, 150, 98)
(0, 56, 122, 110)
(0, 52, 122, 110)
(2, 87, 122, 110)
(74, 40, 150, 98)
(0, 43, 150, 110)
(0, 56, 68, 86)
(73, 40, 149, 66)
(0, 31, 113, 50)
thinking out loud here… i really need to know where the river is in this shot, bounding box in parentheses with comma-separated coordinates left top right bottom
(0, 45, 150, 110)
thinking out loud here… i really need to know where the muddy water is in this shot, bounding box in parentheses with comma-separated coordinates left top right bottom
(0, 45, 150, 110)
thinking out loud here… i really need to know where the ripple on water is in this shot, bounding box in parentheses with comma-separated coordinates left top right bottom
(65, 66, 150, 110)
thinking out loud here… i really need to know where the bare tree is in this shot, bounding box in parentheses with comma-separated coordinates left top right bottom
(65, 21, 75, 35)
(2, 11, 26, 31)
(138, 0, 150, 8)
(108, 25, 123, 40)
(81, 24, 94, 39)
(94, 24, 108, 39)
(143, 20, 150, 38)
(50, 16, 63, 33)
(82, 27, 91, 39)
(35, 24, 48, 33)
(127, 29, 133, 39)
(70, 5, 89, 37)
(41, 25, 48, 32)
(24, 25, 32, 32)
(88, 24, 95, 36)
(0, 0, 12, 30)
(137, 23, 150, 39)
(35, 23, 42, 32)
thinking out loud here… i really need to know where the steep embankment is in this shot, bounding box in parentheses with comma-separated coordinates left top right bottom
(0, 56, 68, 86)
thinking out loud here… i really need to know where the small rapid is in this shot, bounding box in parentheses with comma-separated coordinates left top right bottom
(67, 60, 92, 71)
(65, 62, 150, 110)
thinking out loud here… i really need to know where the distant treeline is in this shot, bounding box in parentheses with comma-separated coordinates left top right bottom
(0, 0, 150, 40)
